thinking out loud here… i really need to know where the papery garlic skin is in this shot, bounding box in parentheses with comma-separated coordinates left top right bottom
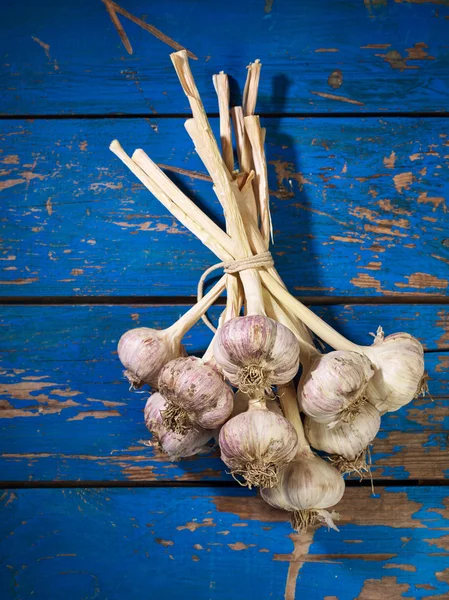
(213, 316, 300, 393)
(298, 350, 375, 426)
(364, 329, 425, 413)
(304, 402, 380, 460)
(144, 393, 212, 460)
(118, 327, 185, 389)
(261, 453, 345, 532)
(218, 400, 298, 488)
(158, 356, 233, 433)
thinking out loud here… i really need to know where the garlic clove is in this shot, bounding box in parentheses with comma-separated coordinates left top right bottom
(158, 356, 234, 434)
(304, 402, 381, 477)
(118, 327, 185, 390)
(298, 350, 375, 427)
(144, 392, 213, 460)
(363, 328, 426, 413)
(218, 399, 298, 488)
(261, 453, 345, 532)
(213, 315, 300, 394)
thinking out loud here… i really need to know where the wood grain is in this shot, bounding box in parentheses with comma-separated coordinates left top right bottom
(1, 486, 449, 600)
(0, 305, 447, 483)
(1, 0, 449, 114)
(1, 117, 448, 297)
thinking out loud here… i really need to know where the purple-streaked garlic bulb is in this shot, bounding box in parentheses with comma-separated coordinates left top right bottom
(304, 402, 381, 477)
(261, 452, 345, 533)
(144, 392, 212, 460)
(158, 356, 233, 434)
(213, 315, 300, 394)
(298, 350, 375, 427)
(218, 398, 298, 488)
(364, 327, 426, 414)
(118, 327, 185, 390)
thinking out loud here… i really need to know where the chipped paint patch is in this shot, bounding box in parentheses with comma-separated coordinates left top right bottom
(356, 576, 409, 599)
(228, 542, 256, 551)
(274, 530, 316, 600)
(0, 178, 26, 191)
(177, 518, 215, 532)
(383, 563, 417, 572)
(393, 172, 413, 193)
(31, 36, 60, 70)
(395, 273, 448, 290)
(67, 410, 121, 421)
(311, 91, 364, 106)
(417, 192, 446, 212)
(383, 151, 396, 169)
(328, 70, 343, 89)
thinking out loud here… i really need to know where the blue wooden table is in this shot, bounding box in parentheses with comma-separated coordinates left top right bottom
(1, 1, 449, 598)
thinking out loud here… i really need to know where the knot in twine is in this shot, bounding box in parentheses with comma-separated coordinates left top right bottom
(198, 251, 274, 333)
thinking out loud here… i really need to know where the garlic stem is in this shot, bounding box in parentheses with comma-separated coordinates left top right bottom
(110, 140, 235, 262)
(231, 106, 253, 175)
(212, 72, 234, 174)
(244, 115, 271, 246)
(278, 382, 311, 455)
(212, 73, 246, 317)
(263, 288, 319, 357)
(243, 59, 262, 117)
(259, 271, 360, 353)
(171, 51, 252, 258)
(183, 117, 266, 316)
(166, 275, 227, 343)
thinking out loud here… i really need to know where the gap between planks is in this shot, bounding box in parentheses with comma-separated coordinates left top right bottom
(1, 479, 449, 490)
(1, 295, 449, 306)
(0, 111, 449, 120)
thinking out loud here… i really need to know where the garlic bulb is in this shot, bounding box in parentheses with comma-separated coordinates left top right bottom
(261, 453, 345, 532)
(117, 275, 227, 389)
(144, 393, 213, 460)
(364, 327, 426, 413)
(118, 327, 185, 389)
(218, 398, 298, 488)
(304, 402, 380, 476)
(298, 350, 375, 427)
(213, 315, 300, 394)
(158, 356, 233, 434)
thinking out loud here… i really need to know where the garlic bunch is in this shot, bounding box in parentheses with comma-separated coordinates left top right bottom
(110, 50, 432, 534)
(261, 383, 345, 532)
(158, 356, 233, 434)
(298, 350, 375, 427)
(117, 275, 226, 389)
(218, 396, 298, 488)
(144, 392, 213, 460)
(213, 315, 300, 394)
(304, 402, 381, 476)
(364, 327, 426, 414)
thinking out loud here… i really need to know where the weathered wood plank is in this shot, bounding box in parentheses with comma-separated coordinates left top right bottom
(1, 486, 449, 600)
(2, 0, 449, 115)
(1, 117, 448, 297)
(0, 305, 447, 482)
